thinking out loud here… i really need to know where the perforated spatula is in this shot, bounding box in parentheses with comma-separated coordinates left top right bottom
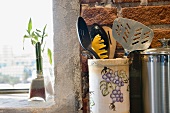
(112, 17, 154, 56)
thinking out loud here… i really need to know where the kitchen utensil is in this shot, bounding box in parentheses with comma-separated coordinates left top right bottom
(90, 23, 109, 51)
(92, 34, 108, 59)
(102, 26, 116, 59)
(76, 17, 100, 59)
(29, 42, 46, 101)
(158, 38, 170, 48)
(141, 38, 170, 113)
(90, 23, 109, 59)
(112, 17, 154, 56)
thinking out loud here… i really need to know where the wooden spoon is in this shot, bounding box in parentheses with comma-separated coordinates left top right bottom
(102, 26, 116, 59)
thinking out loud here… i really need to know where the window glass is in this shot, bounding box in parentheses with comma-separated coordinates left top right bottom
(0, 0, 53, 90)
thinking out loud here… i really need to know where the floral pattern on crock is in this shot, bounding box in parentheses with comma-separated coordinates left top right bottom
(100, 66, 129, 111)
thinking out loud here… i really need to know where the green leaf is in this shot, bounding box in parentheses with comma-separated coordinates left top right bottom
(43, 24, 47, 34)
(41, 24, 47, 44)
(31, 39, 36, 45)
(26, 30, 30, 35)
(48, 48, 52, 65)
(23, 18, 52, 65)
(23, 35, 30, 38)
(32, 32, 38, 42)
(35, 31, 41, 37)
(42, 25, 47, 38)
(36, 29, 41, 32)
(34, 36, 39, 42)
(28, 18, 32, 34)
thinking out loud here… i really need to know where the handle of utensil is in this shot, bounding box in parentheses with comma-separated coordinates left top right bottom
(158, 38, 170, 48)
(88, 48, 100, 59)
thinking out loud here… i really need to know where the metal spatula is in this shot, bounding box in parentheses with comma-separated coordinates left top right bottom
(112, 17, 154, 56)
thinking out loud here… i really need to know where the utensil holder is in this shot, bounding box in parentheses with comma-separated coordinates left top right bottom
(88, 58, 130, 113)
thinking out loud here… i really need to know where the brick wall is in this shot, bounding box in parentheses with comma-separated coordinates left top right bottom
(80, 0, 170, 113)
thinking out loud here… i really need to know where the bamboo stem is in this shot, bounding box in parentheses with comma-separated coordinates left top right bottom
(35, 42, 43, 76)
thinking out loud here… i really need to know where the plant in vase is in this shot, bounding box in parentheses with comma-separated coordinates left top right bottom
(23, 18, 52, 101)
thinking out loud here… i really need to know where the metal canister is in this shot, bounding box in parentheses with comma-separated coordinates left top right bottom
(141, 39, 170, 113)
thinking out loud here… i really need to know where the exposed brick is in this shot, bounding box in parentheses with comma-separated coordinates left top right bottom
(114, 51, 124, 58)
(80, 50, 93, 73)
(113, 0, 139, 2)
(81, 0, 169, 4)
(116, 42, 123, 49)
(147, 0, 169, 1)
(81, 7, 117, 25)
(81, 5, 170, 25)
(112, 0, 169, 3)
(122, 5, 170, 25)
(81, 0, 101, 4)
(150, 29, 170, 48)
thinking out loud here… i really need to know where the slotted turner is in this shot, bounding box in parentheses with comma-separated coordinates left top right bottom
(112, 17, 154, 56)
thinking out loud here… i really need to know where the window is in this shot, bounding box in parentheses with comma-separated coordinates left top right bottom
(0, 0, 53, 92)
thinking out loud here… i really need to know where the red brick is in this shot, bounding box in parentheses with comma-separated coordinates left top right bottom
(114, 50, 124, 58)
(81, 0, 169, 4)
(150, 29, 170, 48)
(112, 0, 139, 2)
(122, 5, 170, 25)
(81, 0, 101, 4)
(80, 50, 93, 73)
(112, 0, 169, 3)
(148, 0, 169, 1)
(81, 7, 117, 25)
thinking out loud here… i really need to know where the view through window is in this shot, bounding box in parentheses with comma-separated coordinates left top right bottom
(0, 0, 53, 90)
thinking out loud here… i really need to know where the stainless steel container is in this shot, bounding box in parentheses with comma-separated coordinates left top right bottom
(141, 39, 170, 113)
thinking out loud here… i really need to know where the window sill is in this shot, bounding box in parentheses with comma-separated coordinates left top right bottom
(0, 94, 55, 109)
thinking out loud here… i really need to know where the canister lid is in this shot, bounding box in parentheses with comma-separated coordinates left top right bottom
(141, 48, 170, 55)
